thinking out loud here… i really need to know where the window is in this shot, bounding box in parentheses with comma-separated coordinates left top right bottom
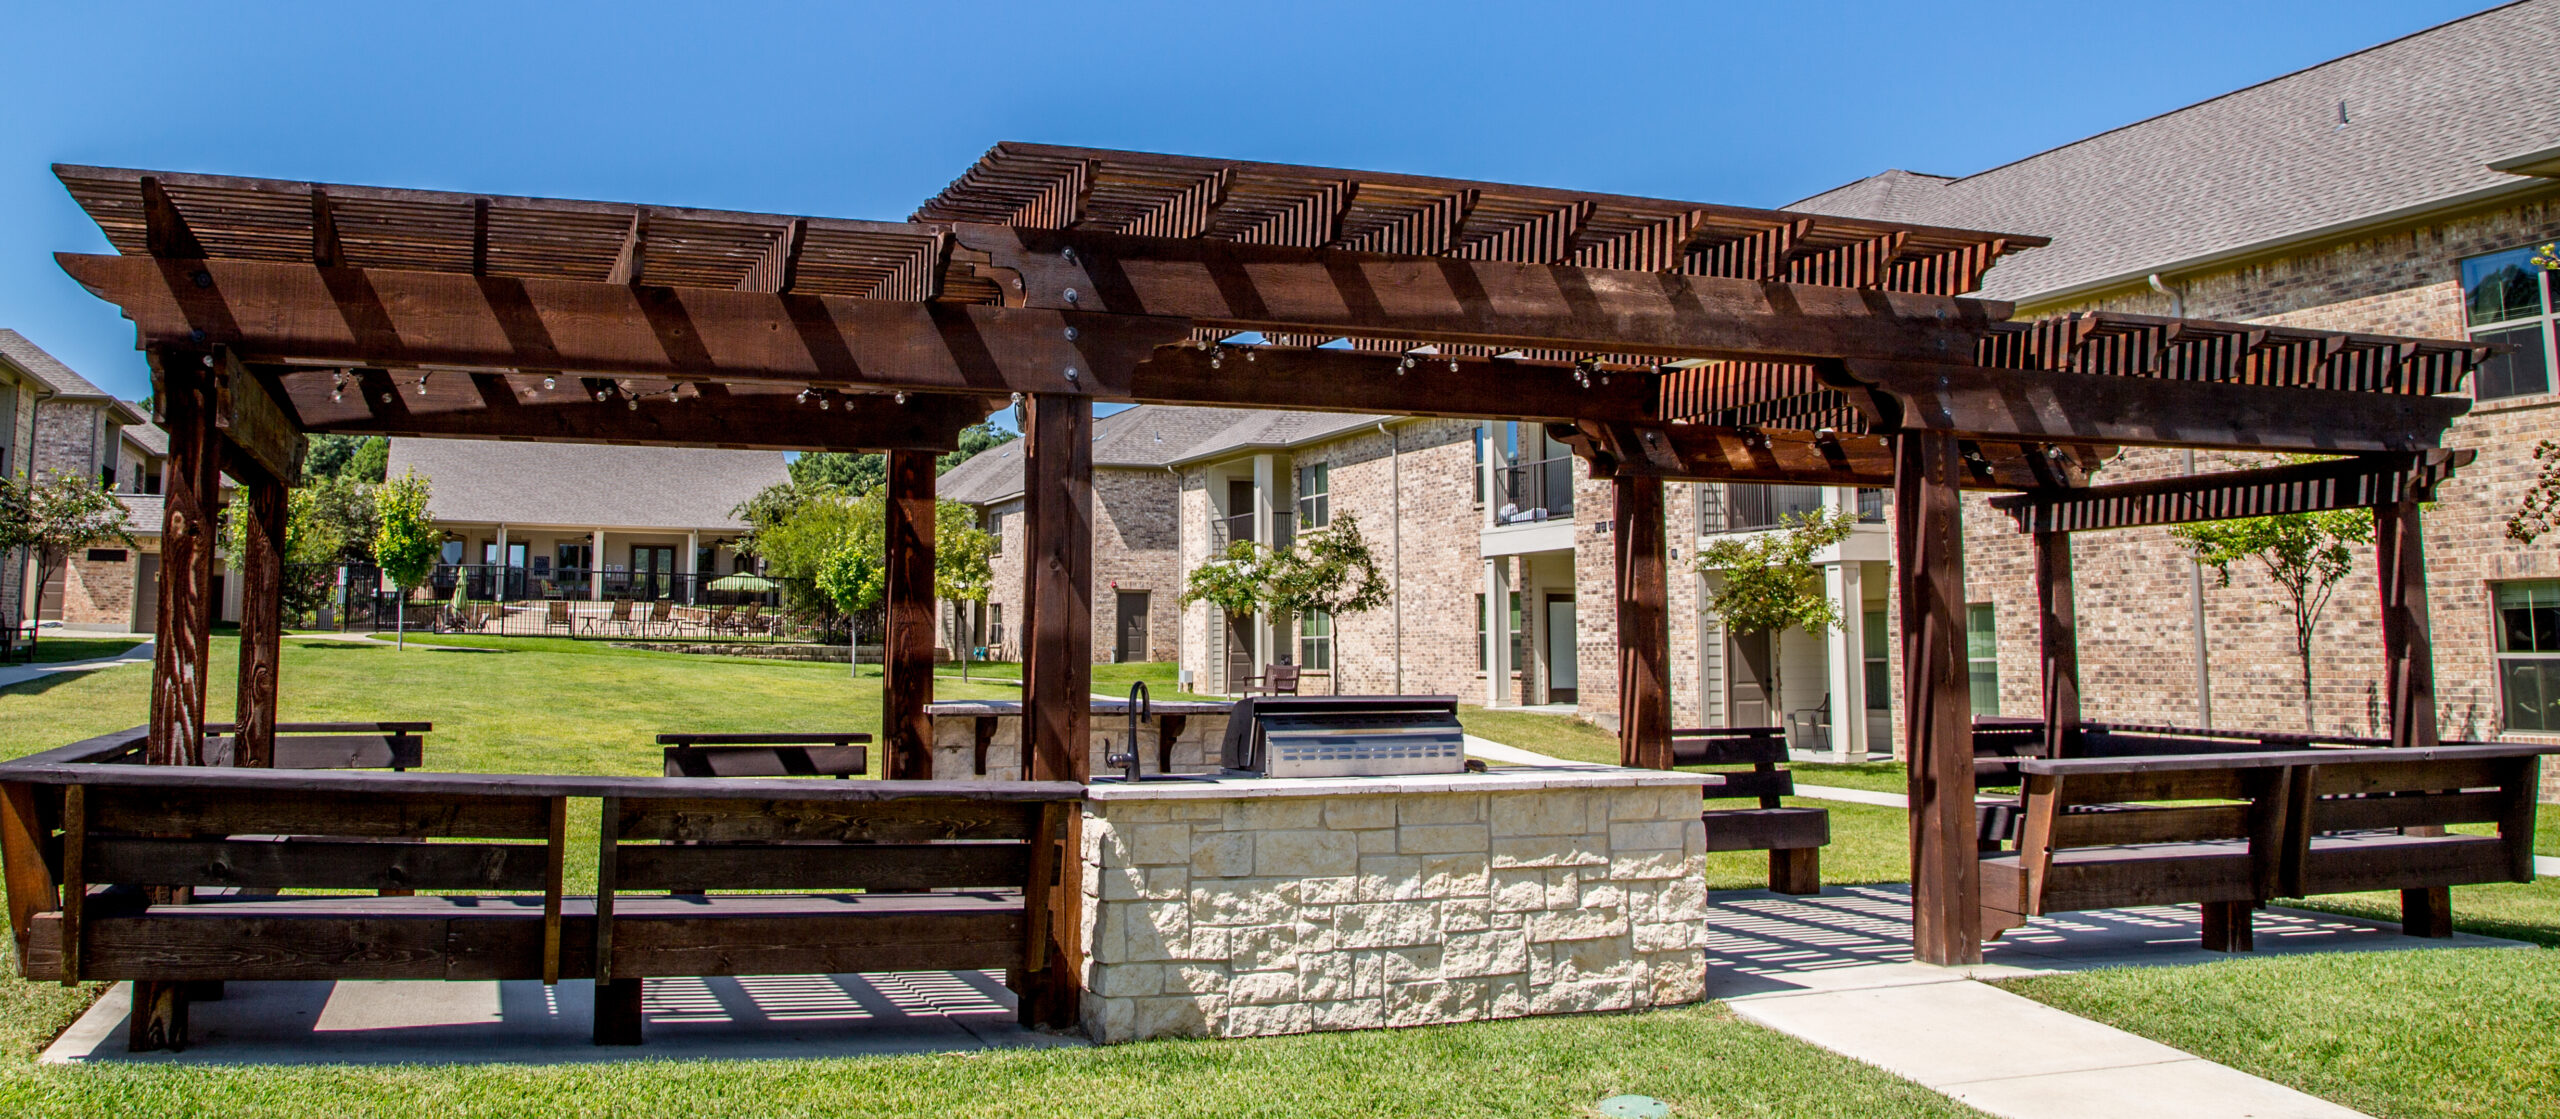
(1863, 608, 1890, 713)
(1296, 463, 1330, 529)
(986, 510, 1005, 554)
(2461, 246, 2554, 402)
(86, 548, 127, 563)
(1299, 609, 1332, 671)
(440, 541, 465, 566)
(1475, 592, 1525, 671)
(1472, 427, 1486, 504)
(989, 603, 1004, 646)
(1966, 603, 1999, 717)
(1478, 593, 1487, 670)
(2496, 580, 2560, 733)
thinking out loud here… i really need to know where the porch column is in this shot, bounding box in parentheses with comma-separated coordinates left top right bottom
(2376, 493, 2438, 750)
(1894, 431, 1980, 966)
(883, 449, 937, 779)
(1824, 560, 1865, 762)
(1484, 557, 1512, 707)
(232, 465, 288, 768)
(1252, 453, 1276, 671)
(147, 347, 219, 770)
(683, 530, 699, 603)
(1017, 392, 1090, 1029)
(1615, 474, 1672, 770)
(2035, 530, 2081, 758)
(589, 529, 604, 600)
(494, 524, 509, 601)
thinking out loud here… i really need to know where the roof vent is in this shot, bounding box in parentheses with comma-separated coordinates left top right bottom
(2336, 99, 2350, 130)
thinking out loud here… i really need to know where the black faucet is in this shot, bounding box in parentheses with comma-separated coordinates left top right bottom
(1106, 680, 1150, 781)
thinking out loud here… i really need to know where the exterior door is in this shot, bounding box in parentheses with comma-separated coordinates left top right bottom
(131, 553, 160, 633)
(1545, 594, 1577, 704)
(631, 546, 675, 599)
(1116, 591, 1150, 662)
(1728, 629, 1773, 727)
(1224, 612, 1255, 690)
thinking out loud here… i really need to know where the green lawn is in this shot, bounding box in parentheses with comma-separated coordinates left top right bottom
(0, 638, 1990, 1117)
(12, 637, 146, 665)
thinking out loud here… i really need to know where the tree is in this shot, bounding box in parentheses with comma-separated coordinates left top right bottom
(302, 434, 388, 482)
(938, 423, 1017, 474)
(791, 452, 883, 493)
(2173, 507, 2372, 733)
(219, 483, 354, 623)
(816, 542, 883, 677)
(1262, 514, 1391, 694)
(1693, 510, 1857, 724)
(0, 471, 135, 656)
(934, 501, 997, 680)
(372, 471, 442, 650)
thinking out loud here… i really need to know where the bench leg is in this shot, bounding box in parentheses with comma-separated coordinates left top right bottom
(180, 980, 225, 1002)
(127, 980, 191, 1052)
(2199, 900, 2254, 952)
(593, 978, 644, 1046)
(2401, 887, 2453, 939)
(1768, 848, 1821, 895)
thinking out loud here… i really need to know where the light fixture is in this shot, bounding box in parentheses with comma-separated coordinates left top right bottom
(542, 375, 556, 391)
(595, 389, 611, 402)
(627, 397, 639, 411)
(797, 388, 812, 404)
(894, 391, 908, 404)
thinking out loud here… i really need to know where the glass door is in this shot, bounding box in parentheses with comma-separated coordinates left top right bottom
(631, 546, 676, 600)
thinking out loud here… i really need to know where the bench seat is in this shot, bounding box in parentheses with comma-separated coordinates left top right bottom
(1702, 806, 1829, 854)
(1982, 841, 2257, 915)
(22, 891, 1024, 983)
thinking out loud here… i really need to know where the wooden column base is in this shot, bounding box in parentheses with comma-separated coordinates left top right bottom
(2199, 900, 2255, 952)
(1769, 849, 1821, 895)
(127, 980, 190, 1052)
(179, 980, 226, 1002)
(594, 978, 644, 1045)
(2401, 887, 2453, 938)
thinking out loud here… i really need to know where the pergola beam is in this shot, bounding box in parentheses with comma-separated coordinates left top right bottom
(1562, 419, 2098, 490)
(276, 368, 992, 452)
(1842, 359, 2470, 454)
(1988, 450, 2472, 534)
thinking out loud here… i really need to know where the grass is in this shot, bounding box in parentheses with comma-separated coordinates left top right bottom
(926, 658, 1226, 702)
(0, 638, 1991, 1117)
(11, 637, 146, 665)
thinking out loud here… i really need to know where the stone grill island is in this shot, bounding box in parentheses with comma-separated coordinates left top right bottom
(1080, 766, 1712, 1042)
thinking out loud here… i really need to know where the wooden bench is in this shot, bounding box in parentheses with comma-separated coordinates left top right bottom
(203, 721, 430, 770)
(0, 744, 1080, 1051)
(656, 732, 870, 779)
(1981, 743, 2555, 949)
(1672, 727, 1829, 895)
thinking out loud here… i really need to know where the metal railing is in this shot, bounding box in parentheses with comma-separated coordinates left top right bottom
(1493, 454, 1574, 524)
(1721, 484, 1827, 533)
(1211, 510, 1296, 550)
(420, 564, 776, 606)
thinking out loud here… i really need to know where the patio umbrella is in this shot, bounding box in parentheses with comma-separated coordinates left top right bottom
(706, 573, 778, 593)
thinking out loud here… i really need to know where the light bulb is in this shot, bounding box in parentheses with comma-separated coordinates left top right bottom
(542, 376, 556, 391)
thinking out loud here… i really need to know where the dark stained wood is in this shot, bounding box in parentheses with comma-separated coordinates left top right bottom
(2401, 888, 2453, 938)
(2375, 492, 2439, 751)
(1770, 847, 1822, 896)
(1156, 714, 1187, 775)
(1019, 800, 1072, 1028)
(288, 369, 990, 455)
(2199, 900, 2254, 952)
(147, 348, 220, 768)
(973, 716, 998, 777)
(232, 471, 288, 769)
(1895, 431, 1979, 965)
(0, 783, 55, 954)
(1022, 394, 1093, 785)
(660, 745, 868, 779)
(89, 787, 556, 841)
(594, 977, 642, 1046)
(604, 903, 1023, 978)
(654, 732, 870, 747)
(736, 218, 806, 295)
(1614, 474, 1672, 770)
(593, 795, 620, 989)
(84, 836, 552, 892)
(214, 349, 307, 483)
(2034, 530, 2080, 759)
(204, 732, 423, 771)
(1130, 345, 1657, 426)
(1991, 450, 2469, 533)
(129, 980, 188, 1053)
(137, 176, 205, 259)
(59, 786, 83, 986)
(883, 449, 938, 780)
(614, 843, 1029, 893)
(612, 797, 1038, 843)
(1845, 360, 2470, 456)
(543, 796, 566, 987)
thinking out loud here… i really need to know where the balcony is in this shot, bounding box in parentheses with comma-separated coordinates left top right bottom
(1211, 510, 1295, 551)
(1493, 454, 1574, 525)
(1716, 485, 1888, 533)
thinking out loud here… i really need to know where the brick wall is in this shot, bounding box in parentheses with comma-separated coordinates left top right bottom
(1296, 419, 1485, 696)
(970, 467, 1182, 666)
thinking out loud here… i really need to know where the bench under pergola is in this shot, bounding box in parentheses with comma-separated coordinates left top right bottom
(45, 143, 2490, 999)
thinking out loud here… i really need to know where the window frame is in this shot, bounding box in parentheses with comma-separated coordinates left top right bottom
(2495, 579, 2560, 734)
(2460, 244, 2556, 404)
(1296, 463, 1330, 529)
(1299, 608, 1332, 671)
(1965, 602, 1999, 717)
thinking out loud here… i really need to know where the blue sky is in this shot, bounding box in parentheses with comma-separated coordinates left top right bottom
(0, 0, 2500, 408)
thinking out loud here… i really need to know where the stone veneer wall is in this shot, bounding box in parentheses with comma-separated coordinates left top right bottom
(1077, 776, 1710, 1043)
(926, 708, 1230, 781)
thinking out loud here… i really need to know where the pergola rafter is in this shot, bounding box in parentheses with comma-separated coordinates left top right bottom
(52, 143, 2495, 989)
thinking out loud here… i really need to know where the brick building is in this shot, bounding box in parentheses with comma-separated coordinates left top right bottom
(0, 329, 171, 636)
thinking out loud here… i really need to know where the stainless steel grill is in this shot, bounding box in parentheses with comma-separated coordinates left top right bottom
(1220, 695, 1467, 779)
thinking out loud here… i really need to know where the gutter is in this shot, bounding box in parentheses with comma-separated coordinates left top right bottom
(1377, 421, 1402, 693)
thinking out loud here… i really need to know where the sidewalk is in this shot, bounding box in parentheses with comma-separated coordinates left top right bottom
(0, 636, 152, 690)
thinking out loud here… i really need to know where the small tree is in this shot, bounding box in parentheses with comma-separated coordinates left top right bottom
(0, 471, 135, 655)
(1264, 514, 1391, 693)
(816, 542, 883, 678)
(1182, 541, 1276, 686)
(1693, 510, 1857, 724)
(934, 501, 996, 680)
(220, 484, 355, 624)
(2173, 507, 2372, 732)
(372, 471, 441, 650)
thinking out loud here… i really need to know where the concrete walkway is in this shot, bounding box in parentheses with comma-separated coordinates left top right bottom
(1711, 883, 2527, 1119)
(0, 636, 152, 690)
(46, 969, 1081, 1065)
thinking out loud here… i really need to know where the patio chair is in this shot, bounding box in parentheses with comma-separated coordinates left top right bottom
(583, 598, 635, 635)
(732, 602, 765, 636)
(544, 600, 572, 634)
(1785, 697, 1831, 754)
(1239, 663, 1301, 696)
(700, 604, 737, 637)
(641, 600, 674, 637)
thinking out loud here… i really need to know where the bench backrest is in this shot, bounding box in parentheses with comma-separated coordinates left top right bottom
(656, 732, 870, 778)
(2284, 750, 2543, 892)
(1669, 727, 1790, 808)
(2014, 760, 2292, 906)
(203, 721, 430, 770)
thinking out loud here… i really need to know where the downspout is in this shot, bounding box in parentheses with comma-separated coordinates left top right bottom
(1168, 465, 1182, 688)
(17, 385, 56, 636)
(2151, 273, 2214, 729)
(1378, 421, 1402, 693)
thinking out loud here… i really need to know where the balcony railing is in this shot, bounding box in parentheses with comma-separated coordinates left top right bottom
(1717, 485, 1890, 533)
(1211, 510, 1296, 550)
(422, 563, 777, 606)
(1493, 454, 1574, 524)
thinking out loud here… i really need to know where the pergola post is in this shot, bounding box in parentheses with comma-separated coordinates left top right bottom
(1017, 392, 1090, 1028)
(1894, 431, 1980, 965)
(2034, 529, 2079, 759)
(2375, 494, 2439, 751)
(1614, 474, 1672, 769)
(882, 449, 937, 780)
(232, 465, 289, 769)
(147, 347, 219, 769)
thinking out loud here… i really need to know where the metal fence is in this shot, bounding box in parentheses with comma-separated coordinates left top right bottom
(1210, 511, 1297, 551)
(1494, 454, 1574, 524)
(301, 562, 786, 640)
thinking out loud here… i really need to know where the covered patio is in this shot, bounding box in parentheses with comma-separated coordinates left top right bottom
(4, 144, 2536, 1052)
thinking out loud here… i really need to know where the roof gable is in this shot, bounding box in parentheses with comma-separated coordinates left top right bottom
(384, 439, 786, 530)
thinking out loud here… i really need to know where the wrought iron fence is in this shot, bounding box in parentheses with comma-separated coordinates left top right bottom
(1494, 454, 1574, 524)
(301, 562, 784, 640)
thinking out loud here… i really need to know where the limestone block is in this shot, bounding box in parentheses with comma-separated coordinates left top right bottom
(1230, 924, 1301, 972)
(1190, 879, 1295, 926)
(1091, 963, 1163, 998)
(1355, 828, 1399, 854)
(1577, 879, 1626, 911)
(1552, 936, 1642, 987)
(1489, 791, 1586, 837)
(1297, 950, 1355, 1000)
(1309, 999, 1383, 1032)
(1293, 915, 1340, 956)
(1634, 920, 1704, 953)
(1096, 863, 1154, 902)
(1491, 836, 1608, 869)
(1386, 980, 1467, 1027)
(1398, 794, 1487, 826)
(1336, 901, 1441, 950)
(1541, 870, 1582, 909)
(1191, 831, 1254, 878)
(1531, 979, 1637, 1016)
(1442, 930, 1530, 978)
(1127, 823, 1194, 866)
(1527, 906, 1628, 943)
(1228, 798, 1324, 830)
(1129, 995, 1218, 1040)
(1607, 848, 1693, 880)
(1352, 950, 1388, 999)
(1398, 824, 1491, 855)
(1491, 868, 1549, 912)
(1376, 944, 1443, 984)
(1184, 924, 1232, 962)
(1255, 829, 1358, 878)
(1323, 797, 1396, 831)
(1653, 874, 1708, 919)
(1609, 820, 1691, 853)
(1113, 899, 1191, 962)
(1441, 897, 1492, 933)
(1221, 1001, 1314, 1039)
(1229, 970, 1298, 1005)
(1298, 875, 1356, 906)
(1083, 994, 1134, 1043)
(1418, 854, 1491, 899)
(1646, 950, 1707, 1005)
(1609, 786, 1692, 821)
(1357, 855, 1424, 902)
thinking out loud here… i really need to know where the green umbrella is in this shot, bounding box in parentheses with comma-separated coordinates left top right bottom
(706, 573, 779, 593)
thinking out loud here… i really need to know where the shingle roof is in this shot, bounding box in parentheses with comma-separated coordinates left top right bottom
(121, 421, 168, 457)
(936, 405, 1400, 507)
(115, 493, 164, 537)
(384, 439, 786, 530)
(0, 330, 113, 398)
(1791, 1, 2560, 304)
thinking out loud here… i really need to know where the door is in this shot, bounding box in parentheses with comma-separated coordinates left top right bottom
(131, 553, 160, 633)
(1226, 479, 1256, 545)
(1728, 629, 1773, 727)
(631, 546, 676, 599)
(1544, 594, 1577, 704)
(1224, 612, 1255, 691)
(1116, 591, 1150, 662)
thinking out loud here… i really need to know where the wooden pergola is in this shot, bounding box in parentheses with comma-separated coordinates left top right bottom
(53, 143, 2489, 972)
